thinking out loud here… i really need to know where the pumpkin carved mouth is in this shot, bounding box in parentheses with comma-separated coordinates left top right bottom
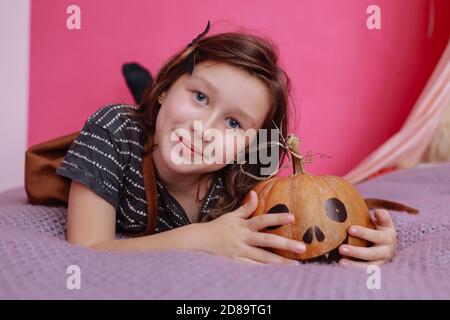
(300, 235, 349, 264)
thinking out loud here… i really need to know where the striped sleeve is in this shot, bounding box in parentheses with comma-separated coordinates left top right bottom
(56, 118, 127, 211)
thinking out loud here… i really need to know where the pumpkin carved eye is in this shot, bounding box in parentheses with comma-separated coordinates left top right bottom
(265, 203, 289, 230)
(325, 198, 347, 223)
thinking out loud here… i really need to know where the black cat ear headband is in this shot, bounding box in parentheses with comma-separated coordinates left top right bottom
(185, 20, 211, 75)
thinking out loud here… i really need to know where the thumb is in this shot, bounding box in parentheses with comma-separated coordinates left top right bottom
(234, 191, 258, 219)
(374, 209, 394, 229)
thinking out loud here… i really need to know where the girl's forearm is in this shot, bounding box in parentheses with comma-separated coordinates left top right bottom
(88, 223, 208, 253)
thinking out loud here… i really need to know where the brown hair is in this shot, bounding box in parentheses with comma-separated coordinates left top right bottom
(129, 30, 295, 222)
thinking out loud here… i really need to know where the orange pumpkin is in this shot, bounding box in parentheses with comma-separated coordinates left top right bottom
(244, 134, 419, 263)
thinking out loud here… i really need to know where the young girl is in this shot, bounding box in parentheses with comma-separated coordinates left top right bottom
(57, 23, 397, 267)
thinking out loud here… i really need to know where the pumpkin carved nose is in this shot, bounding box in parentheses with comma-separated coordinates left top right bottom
(302, 226, 325, 244)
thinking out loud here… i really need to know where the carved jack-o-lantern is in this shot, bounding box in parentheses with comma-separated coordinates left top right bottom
(245, 134, 419, 263)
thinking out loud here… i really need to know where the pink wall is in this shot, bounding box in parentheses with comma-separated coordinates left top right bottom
(28, 0, 450, 176)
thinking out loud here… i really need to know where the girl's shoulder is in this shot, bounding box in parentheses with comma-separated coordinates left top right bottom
(82, 103, 144, 149)
(56, 103, 143, 211)
(85, 103, 141, 132)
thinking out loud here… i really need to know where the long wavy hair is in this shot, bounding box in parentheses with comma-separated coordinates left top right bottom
(129, 30, 295, 222)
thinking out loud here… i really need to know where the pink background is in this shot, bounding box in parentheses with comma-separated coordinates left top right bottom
(28, 0, 450, 176)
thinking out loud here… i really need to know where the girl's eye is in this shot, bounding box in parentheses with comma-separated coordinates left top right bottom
(225, 118, 242, 130)
(194, 91, 208, 105)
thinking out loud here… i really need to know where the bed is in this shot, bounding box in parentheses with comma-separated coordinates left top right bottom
(0, 163, 449, 299)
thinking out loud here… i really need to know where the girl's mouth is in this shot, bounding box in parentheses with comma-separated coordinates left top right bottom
(178, 135, 203, 157)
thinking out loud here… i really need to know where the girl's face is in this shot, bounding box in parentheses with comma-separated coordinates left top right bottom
(153, 61, 271, 176)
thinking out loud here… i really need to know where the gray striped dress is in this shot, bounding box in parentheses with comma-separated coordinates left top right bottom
(56, 104, 225, 234)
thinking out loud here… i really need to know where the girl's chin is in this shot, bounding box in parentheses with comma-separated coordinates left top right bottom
(165, 156, 225, 175)
(164, 155, 207, 171)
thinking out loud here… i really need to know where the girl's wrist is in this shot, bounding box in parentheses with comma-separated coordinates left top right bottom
(184, 222, 213, 254)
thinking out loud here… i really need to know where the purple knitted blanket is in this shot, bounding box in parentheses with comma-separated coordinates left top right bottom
(0, 163, 449, 299)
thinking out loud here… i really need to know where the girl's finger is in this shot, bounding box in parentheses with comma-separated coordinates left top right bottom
(233, 191, 258, 219)
(339, 258, 385, 269)
(235, 256, 266, 266)
(339, 244, 391, 261)
(246, 246, 300, 266)
(348, 225, 386, 244)
(247, 212, 294, 231)
(247, 231, 306, 254)
(374, 209, 395, 229)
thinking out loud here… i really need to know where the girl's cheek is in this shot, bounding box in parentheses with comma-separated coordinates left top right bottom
(166, 96, 196, 119)
(170, 104, 194, 121)
(222, 134, 246, 162)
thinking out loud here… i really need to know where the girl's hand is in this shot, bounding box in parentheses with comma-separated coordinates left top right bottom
(338, 209, 397, 268)
(200, 191, 306, 266)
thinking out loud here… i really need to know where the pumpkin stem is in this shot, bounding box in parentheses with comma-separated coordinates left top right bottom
(286, 134, 305, 175)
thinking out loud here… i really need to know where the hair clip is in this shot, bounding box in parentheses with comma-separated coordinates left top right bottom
(187, 20, 211, 48)
(185, 20, 211, 74)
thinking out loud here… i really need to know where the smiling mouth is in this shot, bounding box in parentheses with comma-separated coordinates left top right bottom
(300, 235, 349, 264)
(177, 135, 203, 157)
